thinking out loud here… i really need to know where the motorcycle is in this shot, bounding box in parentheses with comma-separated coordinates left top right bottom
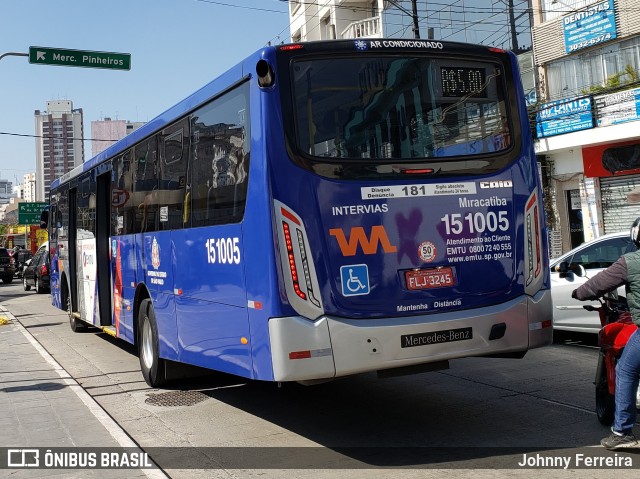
(582, 293, 640, 425)
(13, 250, 33, 279)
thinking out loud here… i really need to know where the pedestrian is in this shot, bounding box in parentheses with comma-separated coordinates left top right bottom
(571, 217, 640, 450)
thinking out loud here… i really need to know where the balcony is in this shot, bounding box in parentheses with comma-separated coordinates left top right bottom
(341, 16, 382, 39)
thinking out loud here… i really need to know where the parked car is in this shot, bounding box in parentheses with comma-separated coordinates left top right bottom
(0, 248, 16, 284)
(22, 243, 50, 293)
(550, 232, 636, 333)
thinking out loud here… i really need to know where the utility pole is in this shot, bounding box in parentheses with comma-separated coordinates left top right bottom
(0, 52, 28, 62)
(411, 0, 420, 39)
(508, 0, 519, 52)
(387, 1, 421, 39)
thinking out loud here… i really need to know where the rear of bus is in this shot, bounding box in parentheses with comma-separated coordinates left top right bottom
(261, 40, 552, 382)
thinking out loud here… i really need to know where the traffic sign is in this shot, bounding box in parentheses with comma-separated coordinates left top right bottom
(29, 46, 131, 71)
(18, 202, 48, 225)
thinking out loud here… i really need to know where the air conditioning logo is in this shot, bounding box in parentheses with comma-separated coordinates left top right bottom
(329, 225, 397, 256)
(479, 180, 513, 189)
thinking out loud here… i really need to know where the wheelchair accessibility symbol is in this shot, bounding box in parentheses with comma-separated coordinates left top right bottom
(340, 264, 370, 296)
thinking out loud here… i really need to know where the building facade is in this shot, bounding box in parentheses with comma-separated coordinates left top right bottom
(289, 0, 385, 41)
(531, 0, 640, 257)
(91, 118, 145, 157)
(0, 179, 14, 206)
(34, 100, 84, 201)
(15, 173, 36, 202)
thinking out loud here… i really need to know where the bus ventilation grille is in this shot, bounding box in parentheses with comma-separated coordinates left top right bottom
(145, 390, 209, 407)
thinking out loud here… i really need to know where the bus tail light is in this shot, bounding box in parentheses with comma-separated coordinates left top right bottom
(275, 200, 324, 319)
(525, 191, 542, 288)
(283, 222, 306, 301)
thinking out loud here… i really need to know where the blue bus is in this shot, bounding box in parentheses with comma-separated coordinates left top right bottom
(44, 39, 552, 387)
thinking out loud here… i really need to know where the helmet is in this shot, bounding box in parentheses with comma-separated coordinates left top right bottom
(631, 217, 640, 248)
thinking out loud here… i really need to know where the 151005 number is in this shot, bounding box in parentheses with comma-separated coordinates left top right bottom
(205, 237, 241, 264)
(441, 211, 509, 235)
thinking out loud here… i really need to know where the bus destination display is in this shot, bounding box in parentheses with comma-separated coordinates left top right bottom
(441, 66, 487, 98)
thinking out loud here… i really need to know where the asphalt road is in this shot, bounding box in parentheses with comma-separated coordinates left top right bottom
(2, 282, 639, 478)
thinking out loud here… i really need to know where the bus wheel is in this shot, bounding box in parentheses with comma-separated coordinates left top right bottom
(138, 299, 166, 388)
(69, 295, 86, 332)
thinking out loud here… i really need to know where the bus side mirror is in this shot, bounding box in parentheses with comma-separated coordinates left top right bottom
(40, 209, 49, 229)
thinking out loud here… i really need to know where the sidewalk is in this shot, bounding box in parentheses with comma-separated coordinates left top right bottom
(0, 307, 155, 478)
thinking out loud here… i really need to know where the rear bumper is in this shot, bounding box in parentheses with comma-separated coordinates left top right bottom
(268, 289, 552, 382)
(0, 267, 16, 277)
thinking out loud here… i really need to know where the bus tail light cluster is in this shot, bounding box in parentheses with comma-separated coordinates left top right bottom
(283, 222, 306, 300)
(275, 200, 324, 320)
(525, 191, 542, 288)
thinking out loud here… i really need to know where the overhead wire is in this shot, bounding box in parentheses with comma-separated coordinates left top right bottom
(3, 1, 633, 143)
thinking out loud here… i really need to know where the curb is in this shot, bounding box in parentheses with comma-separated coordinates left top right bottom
(0, 305, 170, 479)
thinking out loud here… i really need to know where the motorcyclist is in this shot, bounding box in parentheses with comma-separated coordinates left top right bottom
(572, 217, 640, 450)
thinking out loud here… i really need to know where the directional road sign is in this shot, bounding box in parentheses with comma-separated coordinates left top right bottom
(29, 46, 131, 71)
(18, 202, 48, 225)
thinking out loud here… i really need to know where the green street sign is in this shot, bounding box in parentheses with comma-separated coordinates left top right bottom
(29, 46, 131, 71)
(18, 202, 48, 225)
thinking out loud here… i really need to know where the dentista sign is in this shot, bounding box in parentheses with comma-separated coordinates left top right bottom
(562, 0, 617, 54)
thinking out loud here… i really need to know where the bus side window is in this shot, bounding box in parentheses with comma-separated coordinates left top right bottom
(189, 81, 250, 227)
(133, 138, 158, 233)
(111, 151, 135, 235)
(158, 120, 188, 231)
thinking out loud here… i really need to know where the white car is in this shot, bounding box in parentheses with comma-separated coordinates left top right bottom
(550, 232, 637, 333)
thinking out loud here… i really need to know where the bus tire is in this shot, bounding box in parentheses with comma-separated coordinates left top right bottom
(69, 295, 86, 332)
(138, 299, 166, 388)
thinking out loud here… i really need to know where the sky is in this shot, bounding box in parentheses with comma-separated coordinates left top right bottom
(0, 0, 292, 185)
(0, 0, 527, 187)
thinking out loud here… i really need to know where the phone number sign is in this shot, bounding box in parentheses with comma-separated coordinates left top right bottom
(18, 202, 48, 225)
(563, 0, 617, 54)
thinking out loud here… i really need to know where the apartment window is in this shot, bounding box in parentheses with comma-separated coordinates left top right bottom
(321, 15, 335, 40)
(546, 37, 640, 100)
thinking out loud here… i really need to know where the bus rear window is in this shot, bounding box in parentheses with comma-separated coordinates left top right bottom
(290, 56, 511, 163)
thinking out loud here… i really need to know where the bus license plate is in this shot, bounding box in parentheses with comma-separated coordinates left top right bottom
(405, 267, 454, 290)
